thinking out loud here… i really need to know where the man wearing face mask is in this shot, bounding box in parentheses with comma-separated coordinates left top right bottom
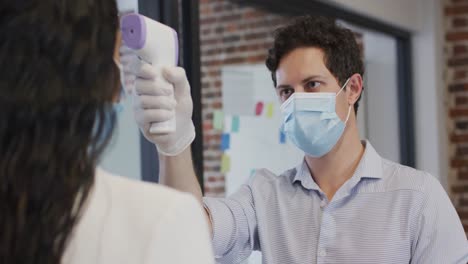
(127, 16, 468, 263)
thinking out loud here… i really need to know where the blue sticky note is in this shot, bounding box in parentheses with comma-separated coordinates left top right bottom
(279, 130, 286, 144)
(221, 133, 230, 151)
(231, 116, 240, 133)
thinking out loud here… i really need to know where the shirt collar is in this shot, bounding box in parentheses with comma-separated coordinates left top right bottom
(292, 140, 383, 191)
(293, 161, 321, 191)
(353, 140, 383, 180)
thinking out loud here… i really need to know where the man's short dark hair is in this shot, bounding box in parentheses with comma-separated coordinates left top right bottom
(266, 15, 365, 114)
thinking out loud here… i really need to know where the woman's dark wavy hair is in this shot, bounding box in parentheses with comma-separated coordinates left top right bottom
(266, 16, 365, 114)
(0, 0, 119, 263)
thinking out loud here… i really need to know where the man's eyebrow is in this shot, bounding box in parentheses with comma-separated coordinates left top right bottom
(275, 75, 326, 89)
(275, 84, 292, 90)
(301, 75, 325, 84)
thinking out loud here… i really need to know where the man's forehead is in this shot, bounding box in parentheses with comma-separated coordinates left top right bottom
(279, 48, 328, 70)
(275, 48, 331, 83)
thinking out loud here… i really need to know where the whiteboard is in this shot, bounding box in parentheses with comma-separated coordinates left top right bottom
(224, 114, 304, 195)
(221, 64, 304, 196)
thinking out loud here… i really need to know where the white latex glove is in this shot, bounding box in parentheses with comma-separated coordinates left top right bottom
(129, 58, 195, 156)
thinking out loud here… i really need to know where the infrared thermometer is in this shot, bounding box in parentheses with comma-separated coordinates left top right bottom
(121, 13, 178, 134)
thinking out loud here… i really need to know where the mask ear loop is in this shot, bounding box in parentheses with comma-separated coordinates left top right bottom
(336, 78, 351, 96)
(344, 105, 352, 124)
(336, 78, 352, 124)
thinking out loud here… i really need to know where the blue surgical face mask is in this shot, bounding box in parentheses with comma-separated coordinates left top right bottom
(113, 101, 124, 114)
(280, 78, 352, 157)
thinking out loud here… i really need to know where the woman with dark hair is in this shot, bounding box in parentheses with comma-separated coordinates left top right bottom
(0, 1, 214, 263)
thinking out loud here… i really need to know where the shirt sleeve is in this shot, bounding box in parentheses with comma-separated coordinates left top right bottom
(203, 184, 258, 263)
(411, 174, 468, 264)
(144, 193, 215, 264)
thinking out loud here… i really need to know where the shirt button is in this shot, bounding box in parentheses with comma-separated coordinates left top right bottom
(320, 200, 327, 208)
(318, 249, 327, 257)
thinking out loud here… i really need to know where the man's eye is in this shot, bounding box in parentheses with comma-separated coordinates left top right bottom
(280, 89, 293, 96)
(305, 81, 321, 90)
(280, 88, 294, 99)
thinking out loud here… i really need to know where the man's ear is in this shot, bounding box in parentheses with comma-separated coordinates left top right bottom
(347, 73, 363, 105)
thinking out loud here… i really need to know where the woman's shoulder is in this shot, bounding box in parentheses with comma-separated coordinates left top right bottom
(95, 168, 200, 219)
(64, 168, 209, 264)
(97, 168, 188, 200)
(93, 169, 210, 262)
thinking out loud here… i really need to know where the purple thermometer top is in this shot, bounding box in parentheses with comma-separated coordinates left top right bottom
(122, 13, 179, 65)
(121, 13, 146, 50)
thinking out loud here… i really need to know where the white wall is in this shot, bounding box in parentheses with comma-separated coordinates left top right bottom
(99, 97, 142, 180)
(412, 0, 448, 187)
(116, 0, 138, 13)
(362, 31, 400, 163)
(327, 0, 424, 32)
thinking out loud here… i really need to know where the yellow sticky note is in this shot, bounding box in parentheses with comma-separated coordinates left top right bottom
(221, 154, 231, 173)
(266, 103, 274, 118)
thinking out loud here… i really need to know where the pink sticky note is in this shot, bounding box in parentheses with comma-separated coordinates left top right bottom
(255, 102, 264, 116)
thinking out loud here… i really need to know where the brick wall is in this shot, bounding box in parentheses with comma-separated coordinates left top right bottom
(445, 0, 468, 233)
(199, 0, 288, 197)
